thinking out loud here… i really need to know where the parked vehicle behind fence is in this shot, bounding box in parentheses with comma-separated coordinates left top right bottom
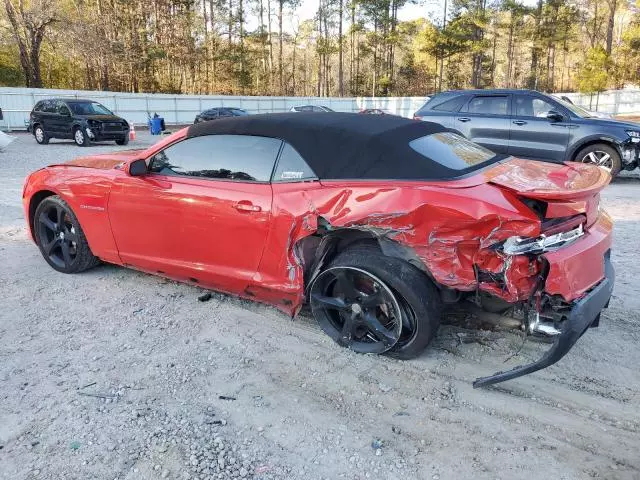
(414, 89, 640, 177)
(289, 105, 334, 112)
(29, 99, 129, 147)
(194, 107, 249, 124)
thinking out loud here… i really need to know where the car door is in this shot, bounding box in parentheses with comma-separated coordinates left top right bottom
(54, 101, 74, 138)
(454, 95, 511, 154)
(107, 134, 282, 295)
(508, 94, 570, 162)
(38, 100, 58, 135)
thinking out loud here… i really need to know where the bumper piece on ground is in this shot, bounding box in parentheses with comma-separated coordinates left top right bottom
(473, 254, 614, 388)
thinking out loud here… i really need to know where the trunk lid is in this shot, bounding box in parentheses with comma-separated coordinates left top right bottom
(486, 158, 611, 201)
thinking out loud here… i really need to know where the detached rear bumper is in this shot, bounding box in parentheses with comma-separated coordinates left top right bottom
(473, 252, 614, 388)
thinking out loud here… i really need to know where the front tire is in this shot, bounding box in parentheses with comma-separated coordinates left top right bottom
(310, 244, 441, 359)
(34, 125, 49, 145)
(73, 127, 90, 147)
(33, 196, 100, 273)
(116, 135, 129, 146)
(575, 143, 621, 177)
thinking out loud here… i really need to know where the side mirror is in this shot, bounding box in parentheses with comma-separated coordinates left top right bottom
(546, 110, 564, 122)
(128, 159, 148, 177)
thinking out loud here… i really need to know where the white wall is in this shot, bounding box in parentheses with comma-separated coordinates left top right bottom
(0, 87, 430, 131)
(2, 86, 639, 132)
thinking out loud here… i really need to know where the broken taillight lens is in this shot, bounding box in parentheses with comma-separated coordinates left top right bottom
(501, 223, 584, 255)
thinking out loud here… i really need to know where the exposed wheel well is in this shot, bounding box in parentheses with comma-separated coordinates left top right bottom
(28, 190, 57, 242)
(297, 226, 432, 294)
(570, 139, 620, 161)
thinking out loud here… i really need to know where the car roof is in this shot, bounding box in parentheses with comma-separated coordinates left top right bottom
(36, 98, 100, 103)
(187, 112, 461, 181)
(436, 88, 543, 96)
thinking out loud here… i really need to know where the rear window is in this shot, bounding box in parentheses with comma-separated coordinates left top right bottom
(409, 132, 497, 170)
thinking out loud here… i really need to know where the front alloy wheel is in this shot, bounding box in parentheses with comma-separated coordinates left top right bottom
(34, 196, 99, 273)
(576, 143, 621, 177)
(581, 150, 613, 170)
(74, 127, 90, 147)
(310, 266, 403, 354)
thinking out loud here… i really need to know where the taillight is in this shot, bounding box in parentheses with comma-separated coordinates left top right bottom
(413, 115, 422, 121)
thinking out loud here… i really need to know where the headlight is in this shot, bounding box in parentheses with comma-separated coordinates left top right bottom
(502, 224, 584, 255)
(87, 119, 100, 127)
(626, 130, 640, 142)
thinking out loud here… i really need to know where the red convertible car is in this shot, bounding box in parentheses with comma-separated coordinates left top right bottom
(23, 113, 614, 387)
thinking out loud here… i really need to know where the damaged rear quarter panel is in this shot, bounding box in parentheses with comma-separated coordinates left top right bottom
(254, 179, 541, 313)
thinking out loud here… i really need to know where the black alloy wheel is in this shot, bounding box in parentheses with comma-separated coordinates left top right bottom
(310, 266, 403, 354)
(36, 202, 79, 270)
(33, 196, 100, 273)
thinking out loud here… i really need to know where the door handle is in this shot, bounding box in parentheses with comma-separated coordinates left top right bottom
(234, 201, 261, 213)
(457, 117, 471, 123)
(512, 120, 527, 126)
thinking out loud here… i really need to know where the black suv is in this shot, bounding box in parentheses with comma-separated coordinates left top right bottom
(29, 99, 129, 147)
(414, 89, 640, 176)
(194, 107, 248, 123)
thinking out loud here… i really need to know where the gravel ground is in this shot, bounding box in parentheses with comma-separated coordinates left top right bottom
(1, 132, 640, 480)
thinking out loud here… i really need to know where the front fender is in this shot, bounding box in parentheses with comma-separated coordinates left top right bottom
(23, 166, 122, 264)
(566, 134, 626, 162)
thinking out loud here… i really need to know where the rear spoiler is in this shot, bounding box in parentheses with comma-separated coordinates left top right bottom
(487, 159, 611, 201)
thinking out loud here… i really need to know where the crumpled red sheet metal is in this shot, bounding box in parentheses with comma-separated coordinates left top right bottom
(257, 180, 543, 312)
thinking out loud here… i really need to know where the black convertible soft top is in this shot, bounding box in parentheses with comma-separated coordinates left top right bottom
(186, 112, 493, 180)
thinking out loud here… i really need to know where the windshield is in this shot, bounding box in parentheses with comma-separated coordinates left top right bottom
(68, 101, 113, 116)
(409, 132, 498, 170)
(553, 97, 593, 118)
(230, 109, 249, 116)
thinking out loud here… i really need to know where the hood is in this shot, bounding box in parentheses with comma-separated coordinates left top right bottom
(580, 116, 640, 130)
(486, 158, 610, 200)
(78, 114, 126, 123)
(58, 149, 145, 170)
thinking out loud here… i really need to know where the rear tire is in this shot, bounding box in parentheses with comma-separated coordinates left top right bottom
(310, 244, 441, 360)
(34, 125, 49, 145)
(575, 143, 621, 177)
(33, 195, 100, 273)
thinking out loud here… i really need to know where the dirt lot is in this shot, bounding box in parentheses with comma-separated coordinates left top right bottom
(1, 132, 639, 480)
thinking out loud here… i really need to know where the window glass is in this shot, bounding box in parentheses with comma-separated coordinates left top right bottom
(56, 102, 71, 116)
(33, 102, 44, 112)
(40, 100, 57, 113)
(229, 108, 249, 116)
(467, 96, 508, 115)
(409, 132, 497, 170)
(149, 135, 282, 182)
(272, 143, 317, 182)
(514, 95, 557, 118)
(430, 95, 467, 112)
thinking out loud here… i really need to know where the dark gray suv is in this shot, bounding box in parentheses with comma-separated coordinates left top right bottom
(414, 89, 640, 176)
